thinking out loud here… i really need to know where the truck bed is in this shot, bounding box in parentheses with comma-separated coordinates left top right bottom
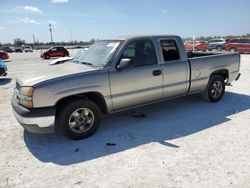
(187, 51, 220, 58)
(187, 52, 240, 93)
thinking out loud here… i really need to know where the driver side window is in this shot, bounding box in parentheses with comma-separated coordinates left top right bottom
(121, 39, 157, 67)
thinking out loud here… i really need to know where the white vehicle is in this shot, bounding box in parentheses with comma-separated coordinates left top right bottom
(49, 47, 89, 65)
(23, 46, 33, 52)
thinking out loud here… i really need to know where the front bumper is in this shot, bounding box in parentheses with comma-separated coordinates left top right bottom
(11, 97, 56, 134)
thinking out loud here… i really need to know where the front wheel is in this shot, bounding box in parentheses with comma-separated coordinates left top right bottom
(216, 46, 222, 51)
(230, 48, 236, 53)
(56, 99, 101, 140)
(202, 75, 225, 102)
(45, 54, 50, 59)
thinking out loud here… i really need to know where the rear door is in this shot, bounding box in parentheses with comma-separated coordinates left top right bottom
(109, 39, 163, 111)
(159, 38, 189, 98)
(247, 39, 250, 53)
(240, 39, 250, 53)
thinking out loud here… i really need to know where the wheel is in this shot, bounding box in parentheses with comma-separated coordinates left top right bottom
(202, 75, 225, 102)
(56, 99, 101, 140)
(202, 49, 206, 52)
(208, 49, 212, 51)
(230, 48, 236, 53)
(45, 54, 50, 59)
(216, 46, 222, 51)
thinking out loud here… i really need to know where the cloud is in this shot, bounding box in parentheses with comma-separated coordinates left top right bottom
(0, 26, 5, 30)
(20, 17, 40, 25)
(51, 0, 69, 3)
(48, 20, 57, 25)
(162, 9, 168, 14)
(22, 5, 42, 13)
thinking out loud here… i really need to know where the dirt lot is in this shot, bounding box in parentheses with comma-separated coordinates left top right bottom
(0, 51, 250, 188)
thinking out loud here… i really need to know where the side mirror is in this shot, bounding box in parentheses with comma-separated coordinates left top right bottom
(117, 58, 132, 70)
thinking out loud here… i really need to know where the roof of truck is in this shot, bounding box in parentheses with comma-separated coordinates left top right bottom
(112, 35, 180, 41)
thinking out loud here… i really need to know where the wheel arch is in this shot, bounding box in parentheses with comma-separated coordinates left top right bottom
(55, 92, 108, 115)
(210, 69, 229, 82)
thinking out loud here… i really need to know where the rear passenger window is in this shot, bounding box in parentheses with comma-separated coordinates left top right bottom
(240, 39, 248, 43)
(160, 40, 180, 61)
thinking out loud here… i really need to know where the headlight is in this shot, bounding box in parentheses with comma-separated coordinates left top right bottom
(19, 99, 33, 108)
(18, 86, 34, 108)
(20, 87, 34, 97)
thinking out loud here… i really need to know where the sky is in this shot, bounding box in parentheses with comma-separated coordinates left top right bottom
(0, 0, 250, 43)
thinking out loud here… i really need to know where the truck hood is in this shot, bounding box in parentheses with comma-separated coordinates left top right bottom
(18, 62, 96, 86)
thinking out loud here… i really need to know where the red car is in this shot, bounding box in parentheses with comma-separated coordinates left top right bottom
(41, 46, 69, 59)
(184, 41, 208, 52)
(0, 51, 9, 60)
(226, 38, 250, 53)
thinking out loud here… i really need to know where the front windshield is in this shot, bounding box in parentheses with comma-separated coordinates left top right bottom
(74, 40, 122, 67)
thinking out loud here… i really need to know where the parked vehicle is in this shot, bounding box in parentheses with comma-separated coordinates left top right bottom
(225, 38, 250, 53)
(23, 46, 33, 52)
(0, 59, 7, 76)
(41, 46, 69, 59)
(49, 47, 89, 65)
(0, 51, 9, 60)
(15, 47, 23, 53)
(208, 38, 226, 51)
(1, 46, 15, 53)
(185, 41, 208, 52)
(12, 35, 241, 140)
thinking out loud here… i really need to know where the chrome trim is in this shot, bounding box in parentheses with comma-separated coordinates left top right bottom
(14, 89, 32, 101)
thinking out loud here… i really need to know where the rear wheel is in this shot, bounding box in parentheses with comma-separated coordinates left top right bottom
(56, 99, 101, 140)
(202, 75, 225, 102)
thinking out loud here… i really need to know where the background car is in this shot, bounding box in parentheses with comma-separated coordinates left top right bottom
(184, 41, 208, 52)
(207, 38, 226, 51)
(0, 59, 7, 76)
(15, 47, 23, 53)
(1, 46, 15, 53)
(41, 46, 69, 59)
(0, 51, 9, 60)
(226, 38, 250, 53)
(23, 46, 33, 52)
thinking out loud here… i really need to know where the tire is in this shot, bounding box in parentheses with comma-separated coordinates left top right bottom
(45, 54, 50, 59)
(216, 46, 222, 51)
(230, 48, 236, 53)
(202, 75, 225, 102)
(208, 49, 212, 51)
(56, 99, 101, 140)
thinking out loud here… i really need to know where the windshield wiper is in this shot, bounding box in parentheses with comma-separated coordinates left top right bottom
(81, 62, 94, 66)
(80, 61, 103, 68)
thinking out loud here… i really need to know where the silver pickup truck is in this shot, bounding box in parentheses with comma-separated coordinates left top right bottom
(11, 35, 241, 139)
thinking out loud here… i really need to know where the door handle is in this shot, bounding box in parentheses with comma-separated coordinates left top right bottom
(152, 70, 162, 76)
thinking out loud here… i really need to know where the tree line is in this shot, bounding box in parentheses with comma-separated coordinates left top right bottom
(1, 33, 250, 47)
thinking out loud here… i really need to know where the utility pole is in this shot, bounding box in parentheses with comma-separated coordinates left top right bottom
(70, 30, 73, 42)
(49, 24, 53, 43)
(32, 34, 36, 44)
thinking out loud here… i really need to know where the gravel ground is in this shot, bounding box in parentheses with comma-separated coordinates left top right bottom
(0, 51, 250, 188)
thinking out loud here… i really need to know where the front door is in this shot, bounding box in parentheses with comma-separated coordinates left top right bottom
(109, 39, 163, 111)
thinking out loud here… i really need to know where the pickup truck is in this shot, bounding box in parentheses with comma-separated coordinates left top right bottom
(11, 35, 241, 140)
